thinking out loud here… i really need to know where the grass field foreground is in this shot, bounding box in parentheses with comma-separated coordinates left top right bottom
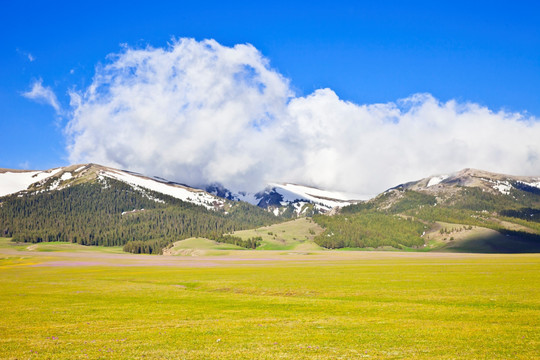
(0, 250, 539, 359)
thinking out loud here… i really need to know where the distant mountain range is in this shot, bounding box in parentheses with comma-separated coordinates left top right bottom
(1, 164, 539, 253)
(0, 163, 364, 215)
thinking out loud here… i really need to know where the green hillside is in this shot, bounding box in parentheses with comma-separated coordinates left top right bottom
(162, 218, 324, 253)
(2, 166, 540, 255)
(230, 217, 324, 250)
(0, 178, 279, 254)
(314, 183, 540, 252)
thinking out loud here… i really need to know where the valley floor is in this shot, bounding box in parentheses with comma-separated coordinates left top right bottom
(0, 244, 539, 359)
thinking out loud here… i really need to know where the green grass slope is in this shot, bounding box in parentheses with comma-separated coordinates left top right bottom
(164, 218, 325, 252)
(231, 218, 324, 250)
(164, 238, 245, 256)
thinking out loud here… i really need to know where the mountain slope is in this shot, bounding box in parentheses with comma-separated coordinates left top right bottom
(374, 168, 540, 214)
(0, 164, 279, 253)
(0, 167, 63, 197)
(3, 164, 539, 254)
(393, 168, 540, 198)
(313, 168, 540, 252)
(1, 164, 226, 210)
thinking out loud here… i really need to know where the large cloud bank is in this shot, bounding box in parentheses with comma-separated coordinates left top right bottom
(66, 38, 540, 196)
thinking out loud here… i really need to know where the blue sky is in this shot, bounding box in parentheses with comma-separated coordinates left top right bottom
(1, 1, 540, 192)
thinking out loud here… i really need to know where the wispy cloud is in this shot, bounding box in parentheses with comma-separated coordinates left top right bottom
(22, 79, 61, 114)
(16, 48, 36, 62)
(65, 38, 540, 195)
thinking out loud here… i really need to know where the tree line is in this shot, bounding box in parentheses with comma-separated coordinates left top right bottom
(0, 179, 279, 253)
(313, 211, 426, 249)
(315, 186, 540, 250)
(207, 234, 263, 249)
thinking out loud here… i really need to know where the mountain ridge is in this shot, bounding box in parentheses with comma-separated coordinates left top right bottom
(0, 163, 366, 214)
(0, 163, 226, 210)
(2, 164, 540, 215)
(392, 168, 540, 193)
(318, 168, 540, 253)
(2, 164, 540, 254)
(0, 163, 280, 253)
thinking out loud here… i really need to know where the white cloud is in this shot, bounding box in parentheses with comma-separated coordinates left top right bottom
(22, 79, 61, 113)
(28, 53, 35, 62)
(65, 38, 540, 196)
(285, 90, 540, 195)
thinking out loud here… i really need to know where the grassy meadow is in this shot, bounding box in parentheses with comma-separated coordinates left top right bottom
(0, 246, 539, 359)
(0, 238, 124, 254)
(230, 217, 324, 250)
(164, 237, 246, 256)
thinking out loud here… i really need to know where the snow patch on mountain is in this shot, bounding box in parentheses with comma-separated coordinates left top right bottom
(427, 175, 448, 187)
(100, 169, 223, 210)
(269, 183, 363, 209)
(230, 182, 366, 213)
(292, 201, 311, 215)
(493, 181, 512, 195)
(48, 171, 75, 190)
(480, 177, 513, 195)
(60, 172, 73, 181)
(0, 168, 62, 197)
(519, 180, 540, 190)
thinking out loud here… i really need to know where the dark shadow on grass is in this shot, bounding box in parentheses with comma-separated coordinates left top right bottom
(442, 230, 540, 253)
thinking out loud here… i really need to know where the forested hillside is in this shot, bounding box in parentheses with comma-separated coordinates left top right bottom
(313, 177, 540, 251)
(0, 178, 279, 254)
(314, 211, 426, 249)
(3, 165, 540, 254)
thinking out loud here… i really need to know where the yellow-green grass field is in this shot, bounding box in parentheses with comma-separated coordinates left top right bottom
(0, 243, 539, 359)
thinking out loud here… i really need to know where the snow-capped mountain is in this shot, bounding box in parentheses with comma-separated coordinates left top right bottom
(1, 164, 366, 216)
(205, 183, 238, 201)
(208, 182, 366, 215)
(0, 164, 279, 252)
(0, 164, 225, 210)
(10, 164, 537, 219)
(392, 168, 540, 196)
(367, 168, 540, 213)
